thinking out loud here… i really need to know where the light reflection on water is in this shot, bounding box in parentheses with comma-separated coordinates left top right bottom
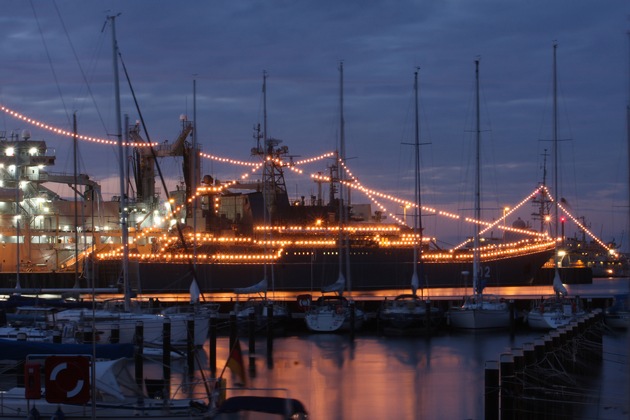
(137, 327, 629, 419)
(159, 328, 621, 420)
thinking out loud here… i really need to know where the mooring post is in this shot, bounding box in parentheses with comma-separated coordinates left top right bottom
(499, 353, 515, 420)
(425, 300, 432, 332)
(248, 312, 256, 354)
(187, 317, 195, 376)
(229, 313, 237, 351)
(162, 318, 171, 401)
(484, 360, 499, 420)
(349, 301, 356, 341)
(209, 314, 217, 373)
(266, 303, 274, 360)
(135, 321, 144, 392)
(110, 324, 120, 344)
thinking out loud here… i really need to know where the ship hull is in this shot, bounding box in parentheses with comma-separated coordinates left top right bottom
(92, 246, 559, 293)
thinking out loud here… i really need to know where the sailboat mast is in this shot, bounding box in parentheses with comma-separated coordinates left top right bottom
(262, 71, 269, 296)
(553, 42, 560, 270)
(109, 14, 130, 311)
(626, 32, 630, 255)
(73, 113, 80, 288)
(411, 68, 421, 295)
(14, 133, 20, 290)
(473, 59, 481, 293)
(338, 61, 350, 292)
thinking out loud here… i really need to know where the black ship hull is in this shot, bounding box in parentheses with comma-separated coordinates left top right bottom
(93, 246, 562, 293)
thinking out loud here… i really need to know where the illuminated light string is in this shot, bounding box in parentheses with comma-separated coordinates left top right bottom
(337, 160, 545, 242)
(4, 102, 610, 255)
(199, 152, 258, 167)
(1, 104, 157, 147)
(452, 185, 550, 250)
(337, 160, 556, 257)
(336, 160, 459, 219)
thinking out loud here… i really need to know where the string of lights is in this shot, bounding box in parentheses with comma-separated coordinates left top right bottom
(0, 104, 157, 147)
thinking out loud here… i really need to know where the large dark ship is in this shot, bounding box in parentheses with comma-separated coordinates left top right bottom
(91, 120, 559, 293)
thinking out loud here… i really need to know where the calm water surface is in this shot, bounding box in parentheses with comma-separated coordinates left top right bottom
(170, 327, 628, 420)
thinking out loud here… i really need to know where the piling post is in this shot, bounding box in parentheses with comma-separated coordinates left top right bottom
(187, 317, 195, 376)
(162, 318, 171, 401)
(499, 353, 515, 420)
(110, 324, 120, 344)
(484, 360, 499, 420)
(209, 314, 217, 373)
(509, 299, 515, 332)
(229, 314, 237, 351)
(425, 300, 432, 332)
(248, 312, 256, 354)
(135, 321, 144, 392)
(522, 342, 537, 417)
(266, 303, 274, 366)
(349, 301, 356, 341)
(248, 311, 257, 377)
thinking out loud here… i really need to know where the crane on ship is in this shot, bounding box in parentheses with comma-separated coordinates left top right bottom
(127, 115, 196, 227)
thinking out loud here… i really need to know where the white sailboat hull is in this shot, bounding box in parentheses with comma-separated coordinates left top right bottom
(304, 304, 364, 333)
(527, 298, 585, 330)
(55, 310, 209, 346)
(448, 295, 510, 329)
(304, 307, 346, 332)
(448, 307, 510, 329)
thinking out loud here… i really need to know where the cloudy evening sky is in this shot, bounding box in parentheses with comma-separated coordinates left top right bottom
(0, 0, 628, 248)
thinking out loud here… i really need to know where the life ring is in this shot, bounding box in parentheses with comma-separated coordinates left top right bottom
(44, 356, 90, 404)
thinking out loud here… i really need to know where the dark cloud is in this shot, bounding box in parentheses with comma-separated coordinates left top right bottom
(0, 0, 627, 244)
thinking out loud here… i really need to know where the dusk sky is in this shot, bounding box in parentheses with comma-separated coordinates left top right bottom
(1, 1, 628, 248)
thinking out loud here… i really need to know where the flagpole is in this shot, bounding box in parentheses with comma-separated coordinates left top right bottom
(215, 338, 247, 390)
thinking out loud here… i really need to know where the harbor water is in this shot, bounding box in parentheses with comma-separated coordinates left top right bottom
(160, 326, 629, 419)
(143, 278, 629, 419)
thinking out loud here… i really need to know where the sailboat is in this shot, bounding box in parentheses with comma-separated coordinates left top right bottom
(53, 15, 209, 347)
(304, 62, 365, 333)
(233, 71, 289, 331)
(379, 69, 443, 334)
(526, 43, 586, 330)
(448, 59, 511, 330)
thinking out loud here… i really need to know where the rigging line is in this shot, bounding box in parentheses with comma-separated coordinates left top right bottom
(29, 0, 71, 128)
(52, 0, 110, 137)
(117, 50, 205, 303)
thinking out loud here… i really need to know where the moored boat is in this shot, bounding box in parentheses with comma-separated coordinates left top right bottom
(304, 295, 365, 333)
(447, 59, 511, 330)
